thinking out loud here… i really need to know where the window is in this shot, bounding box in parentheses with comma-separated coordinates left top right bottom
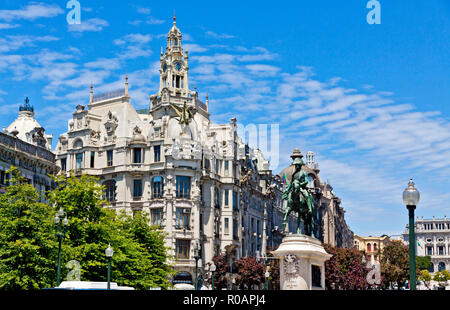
(107, 150, 113, 167)
(373, 243, 377, 251)
(60, 158, 67, 171)
(224, 161, 229, 176)
(224, 190, 229, 207)
(133, 148, 142, 163)
(427, 246, 433, 256)
(214, 187, 220, 208)
(224, 218, 229, 235)
(367, 243, 372, 252)
(438, 262, 446, 272)
(439, 246, 444, 255)
(76, 153, 83, 170)
(311, 265, 322, 288)
(233, 219, 239, 240)
(151, 208, 164, 227)
(216, 159, 220, 174)
(175, 208, 190, 229)
(103, 180, 116, 202)
(133, 179, 142, 198)
(175, 239, 190, 259)
(152, 176, 164, 198)
(232, 191, 238, 211)
(176, 176, 191, 198)
(307, 175, 314, 188)
(154, 145, 161, 162)
(214, 217, 220, 237)
(429, 263, 435, 273)
(90, 151, 95, 168)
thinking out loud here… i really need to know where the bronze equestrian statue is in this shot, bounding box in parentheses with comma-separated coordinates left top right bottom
(282, 149, 315, 236)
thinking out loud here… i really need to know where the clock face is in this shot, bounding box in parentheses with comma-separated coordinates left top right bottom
(174, 61, 182, 71)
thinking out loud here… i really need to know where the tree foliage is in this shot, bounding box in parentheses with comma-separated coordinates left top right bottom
(0, 167, 58, 289)
(324, 244, 365, 290)
(0, 169, 173, 290)
(205, 254, 229, 289)
(419, 270, 431, 282)
(232, 256, 265, 290)
(47, 172, 174, 289)
(379, 240, 418, 289)
(416, 256, 431, 271)
(433, 270, 450, 282)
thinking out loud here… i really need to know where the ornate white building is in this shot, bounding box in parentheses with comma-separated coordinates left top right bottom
(0, 98, 57, 197)
(403, 217, 450, 273)
(55, 18, 298, 278)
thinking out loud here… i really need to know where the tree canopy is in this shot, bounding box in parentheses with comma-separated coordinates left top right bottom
(0, 169, 173, 289)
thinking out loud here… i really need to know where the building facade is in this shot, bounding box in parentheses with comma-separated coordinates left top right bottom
(0, 98, 57, 197)
(354, 235, 390, 263)
(402, 217, 450, 273)
(55, 19, 298, 278)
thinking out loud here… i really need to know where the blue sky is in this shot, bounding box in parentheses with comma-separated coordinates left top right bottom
(0, 0, 449, 237)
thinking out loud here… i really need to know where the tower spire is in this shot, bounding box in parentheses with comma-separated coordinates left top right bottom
(90, 82, 93, 103)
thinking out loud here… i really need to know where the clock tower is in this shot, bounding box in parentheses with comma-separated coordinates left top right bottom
(159, 15, 192, 97)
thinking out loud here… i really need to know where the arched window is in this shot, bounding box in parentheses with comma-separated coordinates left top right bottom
(103, 180, 116, 202)
(367, 243, 372, 252)
(73, 138, 83, 149)
(438, 262, 446, 272)
(307, 175, 315, 188)
(429, 263, 435, 273)
(373, 243, 377, 251)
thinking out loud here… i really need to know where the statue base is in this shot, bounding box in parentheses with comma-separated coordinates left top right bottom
(272, 234, 332, 290)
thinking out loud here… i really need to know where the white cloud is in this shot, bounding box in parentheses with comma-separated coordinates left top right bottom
(68, 18, 108, 32)
(205, 31, 235, 39)
(0, 3, 63, 21)
(0, 23, 20, 29)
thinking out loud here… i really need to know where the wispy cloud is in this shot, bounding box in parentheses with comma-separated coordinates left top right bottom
(205, 30, 235, 39)
(68, 18, 109, 32)
(0, 3, 63, 21)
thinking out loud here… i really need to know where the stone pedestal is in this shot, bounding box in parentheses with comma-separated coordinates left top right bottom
(272, 234, 332, 290)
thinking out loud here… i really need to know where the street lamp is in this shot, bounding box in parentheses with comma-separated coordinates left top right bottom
(54, 207, 68, 287)
(210, 263, 216, 290)
(194, 241, 200, 290)
(105, 244, 114, 290)
(264, 270, 270, 290)
(403, 178, 420, 291)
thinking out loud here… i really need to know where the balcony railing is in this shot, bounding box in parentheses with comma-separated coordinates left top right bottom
(0, 132, 55, 163)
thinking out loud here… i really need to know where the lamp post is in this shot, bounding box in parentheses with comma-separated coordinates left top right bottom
(105, 244, 114, 290)
(264, 270, 270, 290)
(54, 207, 68, 287)
(210, 263, 216, 290)
(194, 241, 200, 290)
(362, 254, 367, 290)
(403, 178, 420, 291)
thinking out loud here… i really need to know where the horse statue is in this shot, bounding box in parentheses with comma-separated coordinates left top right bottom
(282, 149, 315, 236)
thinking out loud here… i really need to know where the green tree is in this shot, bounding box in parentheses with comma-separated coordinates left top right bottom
(0, 167, 58, 289)
(416, 256, 431, 271)
(48, 173, 173, 289)
(419, 270, 431, 282)
(380, 240, 418, 289)
(433, 270, 450, 282)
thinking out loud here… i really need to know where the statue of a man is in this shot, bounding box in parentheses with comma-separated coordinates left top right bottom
(282, 149, 315, 236)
